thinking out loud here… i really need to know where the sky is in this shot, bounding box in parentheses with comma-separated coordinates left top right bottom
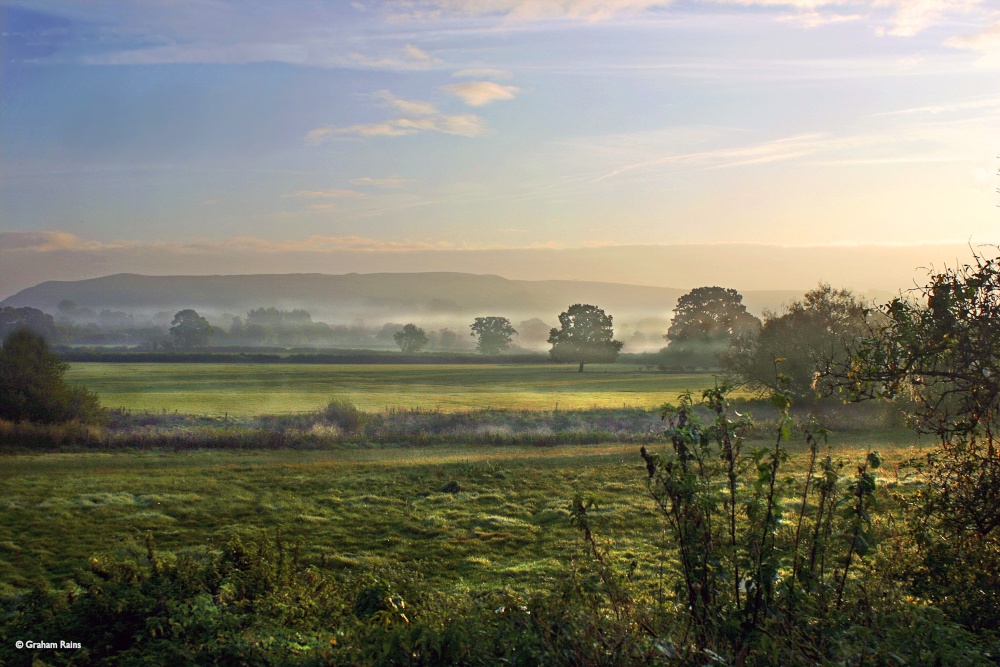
(1, 0, 999, 298)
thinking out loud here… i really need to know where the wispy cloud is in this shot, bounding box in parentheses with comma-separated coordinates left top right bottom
(385, 0, 677, 21)
(877, 0, 984, 37)
(441, 81, 522, 106)
(452, 68, 514, 80)
(224, 235, 458, 253)
(705, 0, 986, 37)
(350, 176, 415, 188)
(349, 44, 443, 69)
(307, 115, 487, 142)
(281, 189, 368, 199)
(0, 231, 130, 252)
(377, 90, 439, 116)
(946, 18, 1000, 66)
(0, 230, 459, 256)
(587, 132, 841, 181)
(777, 10, 864, 28)
(873, 96, 1000, 116)
(307, 90, 488, 142)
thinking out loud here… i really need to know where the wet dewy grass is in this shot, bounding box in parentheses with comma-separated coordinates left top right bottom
(0, 432, 927, 599)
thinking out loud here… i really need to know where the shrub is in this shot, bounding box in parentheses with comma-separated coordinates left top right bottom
(321, 399, 368, 434)
(0, 328, 105, 424)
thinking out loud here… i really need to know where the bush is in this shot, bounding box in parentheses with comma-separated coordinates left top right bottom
(321, 399, 368, 434)
(0, 328, 105, 424)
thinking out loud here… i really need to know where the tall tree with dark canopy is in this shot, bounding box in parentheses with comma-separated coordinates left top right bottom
(394, 323, 428, 353)
(665, 286, 760, 344)
(659, 287, 762, 371)
(169, 309, 212, 349)
(0, 329, 104, 424)
(548, 304, 624, 372)
(470, 317, 518, 355)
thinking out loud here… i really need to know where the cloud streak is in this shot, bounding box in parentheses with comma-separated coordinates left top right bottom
(441, 81, 522, 106)
(0, 231, 130, 252)
(306, 91, 488, 142)
(350, 176, 415, 188)
(387, 0, 987, 37)
(0, 231, 460, 256)
(349, 44, 444, 69)
(281, 189, 367, 199)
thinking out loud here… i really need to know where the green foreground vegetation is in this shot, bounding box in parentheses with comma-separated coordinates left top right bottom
(5, 423, 963, 666)
(64, 362, 724, 415)
(0, 432, 922, 596)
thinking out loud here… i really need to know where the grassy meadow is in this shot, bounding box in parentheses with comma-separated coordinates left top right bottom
(64, 362, 731, 415)
(0, 430, 926, 598)
(3, 360, 921, 597)
(7, 361, 982, 666)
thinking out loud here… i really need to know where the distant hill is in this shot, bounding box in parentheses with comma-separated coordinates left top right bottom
(1, 272, 804, 329)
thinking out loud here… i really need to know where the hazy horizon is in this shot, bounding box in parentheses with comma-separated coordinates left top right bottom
(0, 239, 995, 301)
(2, 1, 998, 300)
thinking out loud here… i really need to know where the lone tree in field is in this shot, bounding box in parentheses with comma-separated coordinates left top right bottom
(548, 304, 624, 372)
(394, 323, 428, 353)
(169, 309, 212, 349)
(470, 317, 518, 355)
(0, 329, 104, 424)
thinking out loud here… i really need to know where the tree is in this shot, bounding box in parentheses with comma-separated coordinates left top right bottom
(169, 309, 211, 349)
(518, 318, 553, 349)
(470, 317, 518, 355)
(832, 249, 1000, 629)
(437, 328, 459, 350)
(665, 286, 760, 344)
(0, 306, 60, 341)
(547, 304, 624, 372)
(659, 287, 761, 371)
(720, 284, 867, 397)
(394, 324, 428, 353)
(0, 329, 104, 424)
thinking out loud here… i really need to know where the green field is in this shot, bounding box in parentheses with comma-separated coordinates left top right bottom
(66, 362, 732, 415)
(0, 432, 923, 597)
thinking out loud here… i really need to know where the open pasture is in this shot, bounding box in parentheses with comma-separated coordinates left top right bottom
(0, 431, 924, 597)
(65, 362, 732, 416)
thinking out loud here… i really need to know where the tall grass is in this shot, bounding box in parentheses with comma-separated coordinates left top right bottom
(0, 398, 908, 452)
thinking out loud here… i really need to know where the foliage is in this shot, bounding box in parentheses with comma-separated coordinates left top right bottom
(470, 317, 518, 355)
(665, 286, 760, 344)
(547, 304, 624, 372)
(169, 309, 212, 349)
(0, 306, 60, 341)
(0, 329, 105, 424)
(1, 401, 997, 665)
(394, 323, 429, 353)
(637, 383, 993, 665)
(320, 398, 368, 434)
(833, 250, 1000, 631)
(721, 284, 868, 398)
(657, 287, 761, 372)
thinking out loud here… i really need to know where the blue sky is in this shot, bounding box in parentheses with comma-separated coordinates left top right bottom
(1, 0, 998, 295)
